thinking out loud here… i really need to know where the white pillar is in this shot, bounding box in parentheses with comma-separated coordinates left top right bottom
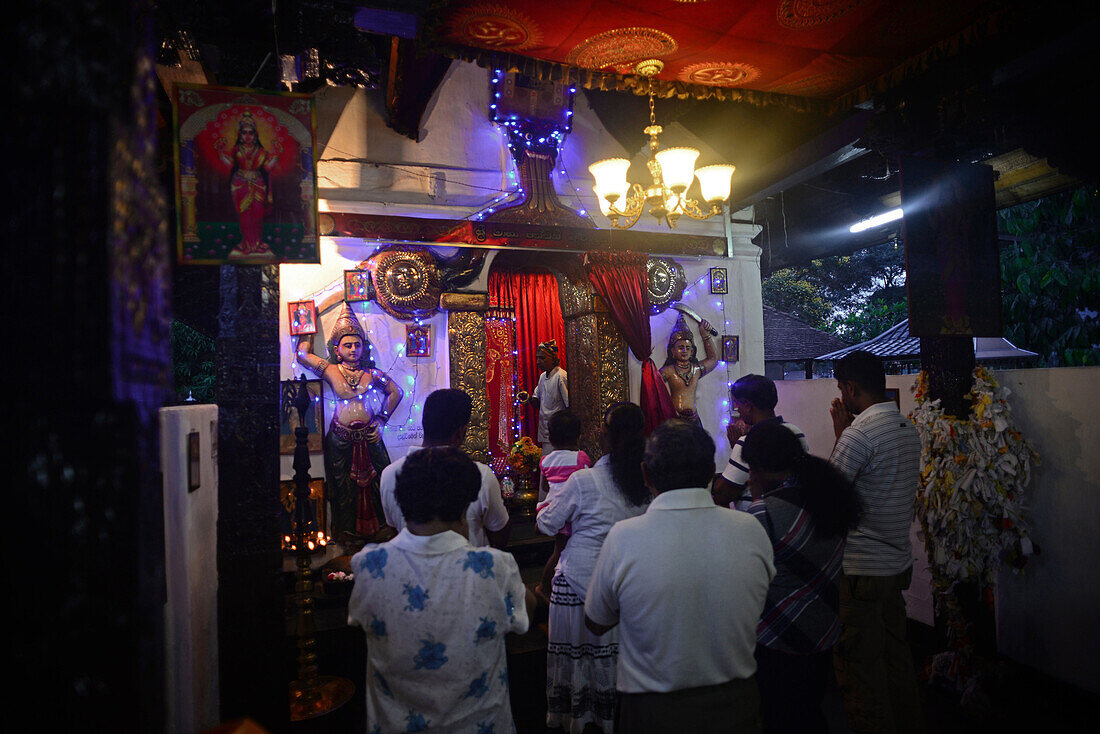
(728, 215, 764, 376)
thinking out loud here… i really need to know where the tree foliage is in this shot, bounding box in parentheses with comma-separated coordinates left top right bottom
(833, 297, 909, 344)
(760, 268, 833, 329)
(761, 240, 908, 340)
(997, 186, 1100, 366)
(172, 319, 215, 402)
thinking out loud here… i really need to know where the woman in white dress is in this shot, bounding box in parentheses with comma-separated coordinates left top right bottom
(536, 402, 650, 733)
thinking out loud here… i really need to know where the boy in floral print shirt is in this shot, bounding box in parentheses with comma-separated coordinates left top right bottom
(348, 446, 532, 733)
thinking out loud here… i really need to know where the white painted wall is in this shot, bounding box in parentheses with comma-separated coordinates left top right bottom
(772, 367, 1100, 694)
(160, 404, 220, 734)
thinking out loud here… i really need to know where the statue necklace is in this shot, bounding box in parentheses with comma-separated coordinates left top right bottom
(338, 363, 365, 390)
(674, 362, 694, 385)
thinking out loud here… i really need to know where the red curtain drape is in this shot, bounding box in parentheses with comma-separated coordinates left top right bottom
(584, 252, 676, 434)
(488, 268, 567, 446)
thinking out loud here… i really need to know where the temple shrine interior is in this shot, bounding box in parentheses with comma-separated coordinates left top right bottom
(17, 1, 1100, 732)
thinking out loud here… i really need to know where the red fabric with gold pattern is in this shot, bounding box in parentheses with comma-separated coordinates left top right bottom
(485, 316, 517, 467)
(436, 0, 994, 100)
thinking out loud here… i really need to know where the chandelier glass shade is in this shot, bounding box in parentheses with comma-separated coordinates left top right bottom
(588, 61, 735, 229)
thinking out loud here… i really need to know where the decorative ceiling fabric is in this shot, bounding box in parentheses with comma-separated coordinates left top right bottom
(430, 0, 1007, 111)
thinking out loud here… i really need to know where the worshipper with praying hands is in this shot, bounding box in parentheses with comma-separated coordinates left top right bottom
(712, 374, 809, 511)
(828, 350, 924, 734)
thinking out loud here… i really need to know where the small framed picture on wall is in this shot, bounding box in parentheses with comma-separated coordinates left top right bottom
(344, 270, 371, 302)
(287, 300, 317, 336)
(406, 324, 432, 358)
(721, 335, 739, 363)
(710, 267, 728, 294)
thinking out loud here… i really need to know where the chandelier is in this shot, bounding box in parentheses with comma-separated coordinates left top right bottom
(588, 60, 736, 229)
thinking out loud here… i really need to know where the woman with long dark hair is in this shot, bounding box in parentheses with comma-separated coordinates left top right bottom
(536, 402, 649, 733)
(741, 420, 863, 734)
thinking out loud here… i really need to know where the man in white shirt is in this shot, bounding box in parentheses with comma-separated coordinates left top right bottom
(349, 446, 534, 734)
(828, 350, 923, 734)
(585, 420, 775, 733)
(711, 373, 809, 510)
(520, 339, 568, 452)
(380, 388, 510, 548)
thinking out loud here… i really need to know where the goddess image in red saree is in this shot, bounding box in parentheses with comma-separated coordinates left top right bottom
(218, 111, 278, 258)
(173, 85, 319, 265)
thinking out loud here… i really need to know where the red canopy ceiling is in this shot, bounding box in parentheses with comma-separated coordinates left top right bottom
(434, 0, 999, 105)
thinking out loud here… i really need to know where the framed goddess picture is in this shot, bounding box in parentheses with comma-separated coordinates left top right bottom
(344, 270, 371, 302)
(721, 335, 739, 363)
(710, 267, 728, 295)
(406, 324, 432, 358)
(287, 300, 317, 336)
(173, 83, 319, 264)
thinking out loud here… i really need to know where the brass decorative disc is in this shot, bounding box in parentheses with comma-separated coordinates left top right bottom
(366, 246, 442, 321)
(646, 257, 686, 315)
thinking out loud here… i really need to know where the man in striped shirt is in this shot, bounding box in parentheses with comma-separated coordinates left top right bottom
(712, 374, 809, 510)
(828, 350, 923, 734)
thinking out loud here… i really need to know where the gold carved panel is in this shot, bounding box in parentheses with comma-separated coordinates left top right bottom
(566, 311, 627, 461)
(448, 310, 490, 463)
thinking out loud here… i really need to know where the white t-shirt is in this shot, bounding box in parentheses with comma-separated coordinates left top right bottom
(532, 366, 569, 444)
(380, 448, 509, 547)
(535, 455, 647, 598)
(348, 529, 528, 733)
(585, 487, 775, 694)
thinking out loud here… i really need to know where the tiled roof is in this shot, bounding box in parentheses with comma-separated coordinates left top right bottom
(763, 306, 851, 361)
(816, 319, 1038, 361)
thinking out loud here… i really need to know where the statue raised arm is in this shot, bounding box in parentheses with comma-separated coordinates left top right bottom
(659, 314, 717, 424)
(297, 301, 403, 545)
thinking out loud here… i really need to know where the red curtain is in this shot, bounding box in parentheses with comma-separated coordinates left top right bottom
(584, 252, 675, 434)
(488, 268, 567, 445)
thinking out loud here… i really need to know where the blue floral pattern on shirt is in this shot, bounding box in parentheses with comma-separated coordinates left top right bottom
(504, 592, 515, 620)
(476, 722, 495, 734)
(462, 672, 490, 699)
(474, 617, 496, 644)
(369, 615, 387, 639)
(361, 548, 388, 579)
(405, 710, 429, 731)
(403, 582, 429, 611)
(462, 550, 495, 578)
(413, 636, 448, 670)
(374, 670, 393, 697)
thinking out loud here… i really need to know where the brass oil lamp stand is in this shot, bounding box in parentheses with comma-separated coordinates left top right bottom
(287, 376, 354, 721)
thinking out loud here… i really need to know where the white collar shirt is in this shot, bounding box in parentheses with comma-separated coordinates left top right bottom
(535, 455, 647, 598)
(348, 529, 529, 733)
(585, 488, 775, 693)
(379, 449, 510, 547)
